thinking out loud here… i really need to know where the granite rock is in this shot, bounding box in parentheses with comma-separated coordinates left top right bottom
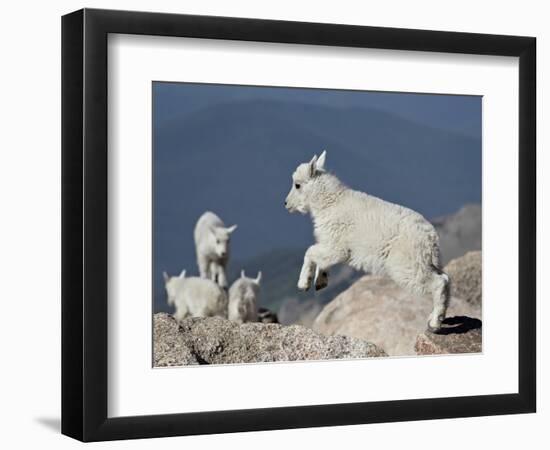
(415, 316, 482, 355)
(444, 251, 482, 306)
(153, 312, 386, 366)
(313, 275, 481, 356)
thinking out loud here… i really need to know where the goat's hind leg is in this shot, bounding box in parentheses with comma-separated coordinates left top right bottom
(427, 270, 450, 333)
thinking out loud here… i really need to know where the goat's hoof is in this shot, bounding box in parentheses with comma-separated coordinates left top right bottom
(297, 277, 312, 291)
(427, 313, 446, 334)
(426, 322, 443, 334)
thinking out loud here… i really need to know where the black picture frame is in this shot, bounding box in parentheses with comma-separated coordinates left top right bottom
(62, 8, 536, 442)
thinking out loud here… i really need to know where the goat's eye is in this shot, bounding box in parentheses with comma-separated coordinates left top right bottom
(295, 183, 301, 189)
(216, 239, 220, 244)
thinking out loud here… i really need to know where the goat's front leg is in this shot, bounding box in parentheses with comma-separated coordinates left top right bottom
(215, 264, 228, 290)
(198, 255, 210, 279)
(298, 244, 347, 291)
(173, 304, 189, 325)
(207, 261, 218, 284)
(207, 261, 228, 289)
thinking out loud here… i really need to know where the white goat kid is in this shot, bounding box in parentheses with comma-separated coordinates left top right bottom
(228, 270, 262, 324)
(285, 150, 450, 332)
(163, 270, 228, 322)
(193, 211, 237, 289)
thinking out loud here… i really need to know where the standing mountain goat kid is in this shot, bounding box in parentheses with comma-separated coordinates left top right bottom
(285, 150, 450, 332)
(194, 211, 237, 289)
(228, 270, 262, 324)
(163, 270, 228, 322)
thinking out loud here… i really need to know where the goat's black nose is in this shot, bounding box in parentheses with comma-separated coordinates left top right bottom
(284, 201, 287, 206)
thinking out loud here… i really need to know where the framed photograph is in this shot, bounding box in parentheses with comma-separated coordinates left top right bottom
(62, 8, 536, 442)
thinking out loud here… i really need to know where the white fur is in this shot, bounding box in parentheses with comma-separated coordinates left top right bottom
(228, 270, 262, 324)
(163, 270, 228, 321)
(193, 211, 237, 288)
(285, 150, 450, 331)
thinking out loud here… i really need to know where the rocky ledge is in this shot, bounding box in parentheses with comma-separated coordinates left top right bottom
(312, 251, 482, 356)
(415, 316, 482, 355)
(444, 251, 482, 306)
(154, 313, 386, 367)
(313, 276, 481, 356)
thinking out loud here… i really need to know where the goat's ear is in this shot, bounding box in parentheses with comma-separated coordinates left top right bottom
(315, 150, 327, 172)
(255, 271, 262, 284)
(308, 154, 318, 177)
(241, 269, 246, 279)
(162, 271, 169, 283)
(178, 269, 186, 279)
(226, 224, 237, 234)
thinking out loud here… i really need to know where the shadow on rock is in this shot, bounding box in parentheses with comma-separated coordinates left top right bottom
(437, 316, 482, 335)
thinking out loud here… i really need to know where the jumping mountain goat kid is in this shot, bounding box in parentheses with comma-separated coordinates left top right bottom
(163, 270, 228, 322)
(193, 211, 237, 289)
(228, 270, 262, 324)
(284, 150, 450, 332)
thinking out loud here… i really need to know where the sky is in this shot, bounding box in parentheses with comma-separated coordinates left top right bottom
(152, 82, 481, 310)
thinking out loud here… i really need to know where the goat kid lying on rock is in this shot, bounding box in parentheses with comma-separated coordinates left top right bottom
(285, 150, 450, 333)
(163, 269, 228, 322)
